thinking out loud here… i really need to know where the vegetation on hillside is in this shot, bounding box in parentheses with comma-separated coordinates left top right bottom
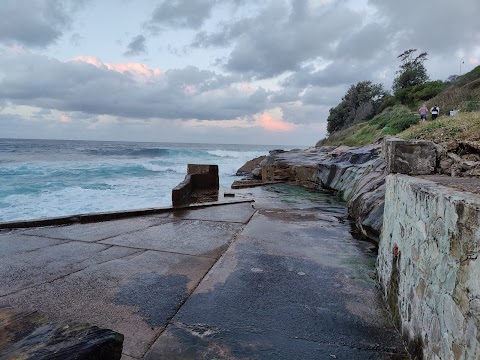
(392, 49, 429, 93)
(326, 81, 388, 133)
(399, 111, 480, 144)
(319, 47, 480, 147)
(318, 105, 417, 147)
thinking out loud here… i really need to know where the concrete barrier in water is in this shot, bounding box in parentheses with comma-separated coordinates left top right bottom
(172, 164, 219, 207)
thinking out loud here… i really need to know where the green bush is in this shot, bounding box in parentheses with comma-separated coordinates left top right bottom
(394, 81, 445, 107)
(381, 126, 399, 135)
(411, 81, 445, 100)
(389, 116, 419, 131)
(370, 105, 418, 132)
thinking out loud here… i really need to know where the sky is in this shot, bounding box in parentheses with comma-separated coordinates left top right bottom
(0, 0, 479, 146)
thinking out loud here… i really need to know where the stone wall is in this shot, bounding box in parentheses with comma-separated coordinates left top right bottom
(377, 174, 480, 359)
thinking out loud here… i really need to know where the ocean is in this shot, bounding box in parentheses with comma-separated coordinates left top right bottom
(0, 138, 298, 223)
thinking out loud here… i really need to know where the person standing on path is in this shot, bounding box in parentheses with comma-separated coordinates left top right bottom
(419, 104, 429, 123)
(431, 105, 440, 120)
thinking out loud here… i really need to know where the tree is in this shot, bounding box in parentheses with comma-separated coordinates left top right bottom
(392, 49, 429, 93)
(327, 81, 388, 133)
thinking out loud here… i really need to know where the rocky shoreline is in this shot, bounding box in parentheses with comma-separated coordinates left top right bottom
(233, 137, 480, 358)
(233, 136, 480, 243)
(234, 142, 387, 242)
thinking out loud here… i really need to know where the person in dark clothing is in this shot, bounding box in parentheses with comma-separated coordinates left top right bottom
(430, 105, 440, 120)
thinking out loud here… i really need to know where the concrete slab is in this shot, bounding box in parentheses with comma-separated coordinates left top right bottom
(145, 186, 408, 359)
(234, 209, 367, 266)
(0, 241, 139, 297)
(20, 215, 170, 242)
(100, 219, 243, 258)
(171, 202, 255, 224)
(0, 250, 216, 359)
(0, 232, 64, 259)
(146, 324, 404, 360)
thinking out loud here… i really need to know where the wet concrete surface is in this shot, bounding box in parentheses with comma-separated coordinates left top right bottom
(144, 185, 408, 359)
(0, 186, 408, 359)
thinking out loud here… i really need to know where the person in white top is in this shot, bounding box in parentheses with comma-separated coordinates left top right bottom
(430, 105, 440, 120)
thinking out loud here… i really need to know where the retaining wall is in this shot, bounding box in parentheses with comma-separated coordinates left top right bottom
(377, 174, 480, 359)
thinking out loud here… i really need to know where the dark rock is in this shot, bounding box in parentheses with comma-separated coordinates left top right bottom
(235, 156, 266, 176)
(0, 306, 123, 360)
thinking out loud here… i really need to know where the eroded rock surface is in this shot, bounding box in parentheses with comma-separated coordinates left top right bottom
(435, 139, 480, 177)
(0, 307, 123, 360)
(234, 144, 386, 241)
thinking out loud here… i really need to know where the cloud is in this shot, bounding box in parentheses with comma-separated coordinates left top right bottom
(147, 0, 216, 30)
(193, 1, 362, 78)
(256, 112, 295, 132)
(0, 0, 87, 47)
(124, 34, 147, 56)
(69, 56, 161, 80)
(368, 0, 480, 53)
(0, 52, 270, 122)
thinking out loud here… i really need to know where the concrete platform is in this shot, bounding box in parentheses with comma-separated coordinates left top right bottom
(0, 186, 408, 359)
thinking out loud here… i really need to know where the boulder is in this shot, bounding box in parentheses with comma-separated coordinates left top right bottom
(0, 307, 123, 360)
(235, 155, 266, 176)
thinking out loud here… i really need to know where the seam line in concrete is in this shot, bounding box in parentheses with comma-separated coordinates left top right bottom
(171, 217, 254, 225)
(140, 209, 258, 358)
(18, 220, 172, 243)
(20, 240, 74, 253)
(14, 233, 227, 261)
(98, 243, 222, 260)
(0, 249, 145, 298)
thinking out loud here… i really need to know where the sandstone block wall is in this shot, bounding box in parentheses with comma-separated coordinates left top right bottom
(383, 138, 437, 175)
(377, 174, 480, 359)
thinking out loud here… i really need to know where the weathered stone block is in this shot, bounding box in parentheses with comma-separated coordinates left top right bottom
(384, 138, 436, 175)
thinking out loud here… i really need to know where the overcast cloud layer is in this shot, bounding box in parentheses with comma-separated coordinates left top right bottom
(0, 0, 478, 145)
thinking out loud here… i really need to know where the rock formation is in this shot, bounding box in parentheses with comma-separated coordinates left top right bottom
(0, 307, 123, 359)
(234, 137, 479, 243)
(234, 143, 387, 241)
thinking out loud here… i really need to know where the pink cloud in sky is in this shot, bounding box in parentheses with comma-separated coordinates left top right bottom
(239, 82, 254, 93)
(258, 113, 295, 132)
(59, 114, 72, 123)
(468, 57, 479, 65)
(183, 84, 198, 95)
(69, 56, 161, 79)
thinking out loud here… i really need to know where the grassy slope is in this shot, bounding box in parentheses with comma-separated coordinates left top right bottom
(319, 66, 480, 147)
(398, 111, 480, 144)
(318, 105, 418, 146)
